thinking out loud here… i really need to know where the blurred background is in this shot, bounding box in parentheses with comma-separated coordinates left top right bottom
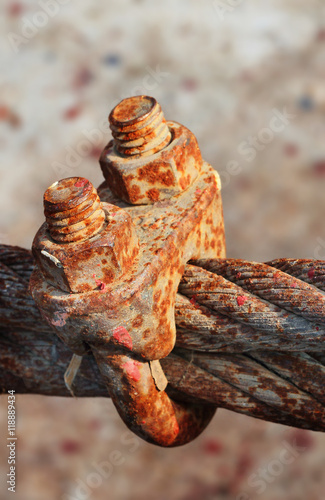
(1, 0, 325, 498)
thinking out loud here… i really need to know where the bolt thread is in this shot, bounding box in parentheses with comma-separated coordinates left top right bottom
(109, 95, 172, 157)
(44, 177, 106, 243)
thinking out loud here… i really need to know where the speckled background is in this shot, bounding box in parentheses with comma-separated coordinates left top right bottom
(1, 1, 325, 499)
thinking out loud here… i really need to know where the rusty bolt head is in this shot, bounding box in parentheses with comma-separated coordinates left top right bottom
(100, 96, 203, 205)
(32, 177, 139, 294)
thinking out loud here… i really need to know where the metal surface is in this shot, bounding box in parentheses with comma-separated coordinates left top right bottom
(109, 95, 172, 157)
(5, 95, 325, 446)
(29, 96, 225, 447)
(178, 263, 325, 351)
(33, 177, 139, 294)
(1, 246, 325, 433)
(100, 95, 204, 205)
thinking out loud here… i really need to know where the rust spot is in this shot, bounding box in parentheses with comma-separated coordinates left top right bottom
(147, 189, 160, 202)
(138, 164, 174, 186)
(132, 315, 143, 328)
(128, 184, 141, 203)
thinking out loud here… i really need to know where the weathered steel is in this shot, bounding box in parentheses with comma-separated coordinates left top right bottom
(109, 95, 172, 157)
(193, 258, 325, 324)
(33, 178, 139, 294)
(179, 264, 325, 351)
(267, 258, 325, 292)
(1, 329, 325, 432)
(2, 95, 325, 446)
(100, 96, 204, 205)
(1, 246, 325, 434)
(29, 95, 226, 447)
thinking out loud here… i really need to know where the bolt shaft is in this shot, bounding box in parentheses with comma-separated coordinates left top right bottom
(109, 96, 172, 157)
(44, 177, 105, 243)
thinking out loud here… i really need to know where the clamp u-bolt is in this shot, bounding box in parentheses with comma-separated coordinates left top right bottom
(30, 96, 226, 446)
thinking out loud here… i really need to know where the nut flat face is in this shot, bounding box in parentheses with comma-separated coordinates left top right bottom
(100, 121, 202, 204)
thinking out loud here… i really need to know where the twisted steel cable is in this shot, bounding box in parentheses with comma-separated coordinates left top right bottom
(1, 245, 325, 432)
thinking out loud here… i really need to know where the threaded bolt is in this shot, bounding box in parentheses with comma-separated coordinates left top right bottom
(44, 177, 106, 243)
(109, 95, 172, 157)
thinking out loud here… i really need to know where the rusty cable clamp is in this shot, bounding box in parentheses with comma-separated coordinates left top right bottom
(27, 95, 325, 446)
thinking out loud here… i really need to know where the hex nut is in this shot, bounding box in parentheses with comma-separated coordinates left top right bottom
(100, 121, 202, 205)
(32, 203, 139, 293)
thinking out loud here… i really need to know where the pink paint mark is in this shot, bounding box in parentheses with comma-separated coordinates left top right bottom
(190, 295, 197, 305)
(51, 312, 68, 327)
(0, 106, 10, 121)
(63, 106, 81, 120)
(60, 439, 82, 455)
(88, 419, 102, 430)
(8, 2, 24, 16)
(313, 159, 325, 177)
(89, 145, 103, 159)
(202, 438, 223, 455)
(74, 178, 88, 187)
(316, 29, 325, 42)
(123, 360, 141, 381)
(92, 273, 96, 278)
(95, 279, 106, 291)
(289, 429, 315, 451)
(284, 143, 299, 157)
(236, 272, 241, 279)
(195, 188, 201, 195)
(308, 267, 315, 279)
(113, 326, 133, 349)
(182, 78, 198, 91)
(237, 296, 248, 306)
(291, 281, 297, 288)
(73, 67, 93, 89)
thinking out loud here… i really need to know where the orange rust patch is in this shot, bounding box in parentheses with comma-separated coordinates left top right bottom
(128, 184, 141, 203)
(132, 315, 144, 328)
(138, 164, 174, 186)
(147, 189, 160, 202)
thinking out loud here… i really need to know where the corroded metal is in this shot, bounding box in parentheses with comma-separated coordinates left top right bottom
(44, 177, 106, 242)
(100, 95, 203, 205)
(1, 245, 325, 432)
(109, 95, 172, 157)
(193, 258, 325, 324)
(179, 263, 325, 351)
(267, 258, 325, 291)
(29, 96, 225, 447)
(6, 96, 325, 446)
(33, 177, 139, 294)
